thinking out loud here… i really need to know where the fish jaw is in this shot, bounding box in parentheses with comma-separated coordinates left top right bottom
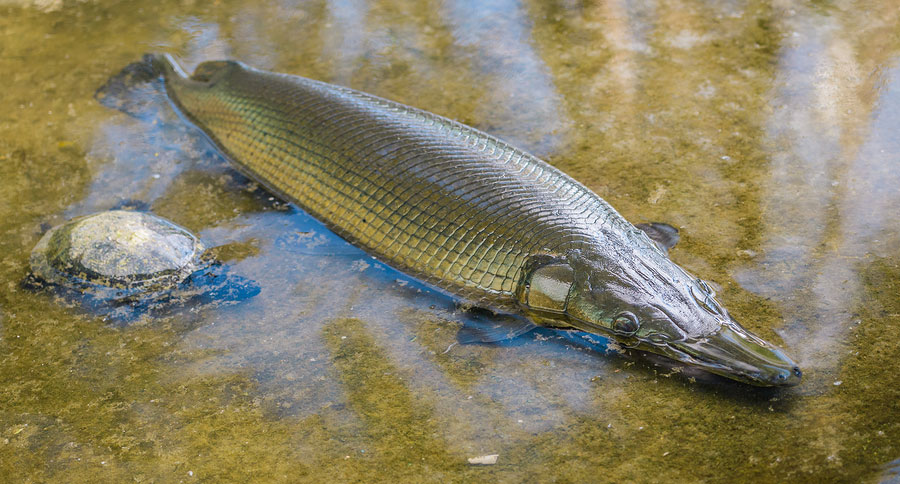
(653, 321, 802, 386)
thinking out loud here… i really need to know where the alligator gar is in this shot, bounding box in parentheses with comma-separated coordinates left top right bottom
(97, 54, 801, 386)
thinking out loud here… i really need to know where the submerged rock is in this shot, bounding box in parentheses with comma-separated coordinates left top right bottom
(26, 210, 259, 321)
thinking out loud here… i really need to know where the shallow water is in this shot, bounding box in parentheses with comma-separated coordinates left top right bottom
(1, 0, 899, 482)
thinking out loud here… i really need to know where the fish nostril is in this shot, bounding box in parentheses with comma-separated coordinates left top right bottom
(793, 367, 802, 378)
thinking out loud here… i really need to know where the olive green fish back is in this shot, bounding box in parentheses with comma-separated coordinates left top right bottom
(164, 62, 625, 310)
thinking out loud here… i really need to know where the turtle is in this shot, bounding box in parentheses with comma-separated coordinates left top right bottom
(26, 210, 260, 321)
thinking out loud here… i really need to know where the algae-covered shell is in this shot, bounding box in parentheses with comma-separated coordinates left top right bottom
(30, 210, 207, 293)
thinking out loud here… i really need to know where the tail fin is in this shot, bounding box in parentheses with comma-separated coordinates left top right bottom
(95, 54, 181, 119)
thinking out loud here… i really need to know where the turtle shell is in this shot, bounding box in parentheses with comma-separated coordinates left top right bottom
(30, 210, 207, 294)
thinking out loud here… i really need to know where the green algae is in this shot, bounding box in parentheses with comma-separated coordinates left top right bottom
(151, 169, 275, 233)
(2, 0, 900, 482)
(832, 258, 900, 475)
(321, 318, 465, 479)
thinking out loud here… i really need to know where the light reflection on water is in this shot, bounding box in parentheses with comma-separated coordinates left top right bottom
(0, 0, 899, 481)
(442, 0, 567, 153)
(735, 9, 900, 373)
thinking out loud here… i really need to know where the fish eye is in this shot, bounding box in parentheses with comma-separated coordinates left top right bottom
(612, 311, 640, 334)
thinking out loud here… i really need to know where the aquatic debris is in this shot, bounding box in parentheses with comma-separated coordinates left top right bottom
(467, 454, 499, 466)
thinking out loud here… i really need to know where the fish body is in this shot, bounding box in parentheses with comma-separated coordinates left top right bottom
(98, 54, 801, 386)
(161, 59, 621, 313)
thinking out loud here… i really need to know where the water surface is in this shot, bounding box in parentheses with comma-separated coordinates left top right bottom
(1, 0, 899, 482)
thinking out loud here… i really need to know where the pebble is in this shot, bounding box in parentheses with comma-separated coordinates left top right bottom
(468, 454, 499, 466)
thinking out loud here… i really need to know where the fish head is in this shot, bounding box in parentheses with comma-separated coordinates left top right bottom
(519, 246, 801, 386)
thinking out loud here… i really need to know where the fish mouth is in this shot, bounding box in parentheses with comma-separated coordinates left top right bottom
(651, 321, 802, 387)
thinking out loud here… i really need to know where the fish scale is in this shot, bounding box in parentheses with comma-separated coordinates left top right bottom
(162, 60, 625, 311)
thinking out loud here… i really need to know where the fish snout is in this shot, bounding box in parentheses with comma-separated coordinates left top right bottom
(667, 322, 801, 387)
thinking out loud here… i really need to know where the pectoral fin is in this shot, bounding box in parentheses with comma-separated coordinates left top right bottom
(456, 309, 537, 344)
(636, 222, 680, 254)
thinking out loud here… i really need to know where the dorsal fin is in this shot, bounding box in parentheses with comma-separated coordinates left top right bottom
(636, 222, 680, 254)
